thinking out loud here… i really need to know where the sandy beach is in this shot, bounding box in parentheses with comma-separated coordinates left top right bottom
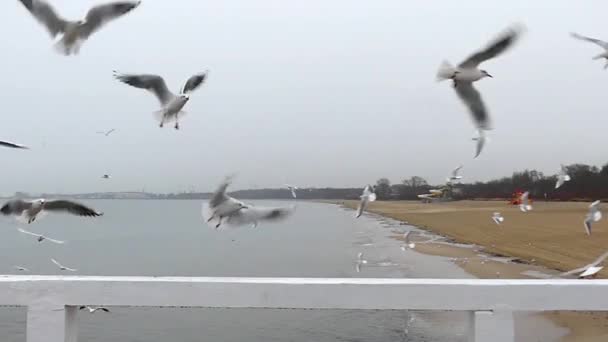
(337, 200, 608, 342)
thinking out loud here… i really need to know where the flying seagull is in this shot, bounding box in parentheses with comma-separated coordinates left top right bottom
(571, 33, 608, 69)
(356, 185, 377, 218)
(13, 266, 29, 272)
(1, 199, 102, 223)
(204, 176, 248, 229)
(284, 184, 298, 199)
(519, 191, 532, 212)
(492, 212, 504, 225)
(472, 129, 486, 158)
(113, 70, 209, 129)
(437, 24, 524, 130)
(101, 174, 111, 179)
(584, 200, 602, 236)
(96, 129, 115, 136)
(79, 306, 110, 313)
(17, 227, 65, 244)
(51, 258, 77, 272)
(355, 252, 368, 273)
(0, 140, 29, 149)
(447, 165, 464, 183)
(560, 250, 608, 278)
(225, 205, 295, 228)
(555, 165, 571, 189)
(400, 231, 416, 250)
(17, 0, 141, 55)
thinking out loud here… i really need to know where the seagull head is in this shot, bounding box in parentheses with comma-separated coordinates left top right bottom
(180, 94, 191, 101)
(481, 70, 493, 78)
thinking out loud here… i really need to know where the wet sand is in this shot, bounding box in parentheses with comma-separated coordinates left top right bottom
(337, 200, 608, 342)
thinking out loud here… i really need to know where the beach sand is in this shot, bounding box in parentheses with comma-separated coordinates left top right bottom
(338, 200, 608, 342)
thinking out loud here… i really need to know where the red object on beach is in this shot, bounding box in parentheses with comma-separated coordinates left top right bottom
(510, 189, 532, 205)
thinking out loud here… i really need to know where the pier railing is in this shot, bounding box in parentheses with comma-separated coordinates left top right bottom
(3, 276, 608, 342)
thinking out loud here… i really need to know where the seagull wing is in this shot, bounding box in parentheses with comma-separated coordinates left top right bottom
(43, 200, 102, 217)
(0, 140, 28, 149)
(473, 131, 485, 158)
(356, 198, 366, 218)
(105, 129, 116, 136)
(459, 25, 523, 68)
(51, 258, 63, 268)
(80, 1, 141, 39)
(454, 82, 490, 130)
(452, 165, 463, 177)
(18, 0, 68, 37)
(1, 200, 33, 216)
(181, 72, 209, 94)
(559, 266, 587, 277)
(209, 177, 233, 208)
(571, 33, 608, 50)
(584, 218, 592, 235)
(45, 236, 65, 244)
(589, 250, 608, 267)
(17, 228, 42, 238)
(113, 72, 175, 105)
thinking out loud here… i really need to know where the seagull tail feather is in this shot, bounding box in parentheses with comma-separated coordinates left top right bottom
(436, 60, 455, 82)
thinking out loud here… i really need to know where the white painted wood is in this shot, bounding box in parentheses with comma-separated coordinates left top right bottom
(27, 305, 65, 342)
(473, 311, 514, 342)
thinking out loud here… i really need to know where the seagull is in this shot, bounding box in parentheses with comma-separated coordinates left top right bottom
(284, 184, 298, 199)
(17, 0, 141, 55)
(555, 165, 571, 189)
(96, 129, 115, 136)
(355, 252, 368, 273)
(101, 174, 111, 179)
(79, 306, 110, 313)
(447, 165, 464, 183)
(17, 227, 65, 244)
(571, 32, 608, 69)
(13, 266, 29, 272)
(492, 212, 504, 225)
(519, 191, 532, 212)
(584, 200, 602, 236)
(400, 231, 416, 250)
(437, 24, 524, 130)
(205, 176, 248, 229)
(1, 199, 102, 224)
(472, 129, 486, 158)
(51, 258, 77, 272)
(560, 250, 608, 278)
(113, 70, 209, 129)
(356, 185, 377, 218)
(0, 140, 29, 149)
(224, 205, 295, 228)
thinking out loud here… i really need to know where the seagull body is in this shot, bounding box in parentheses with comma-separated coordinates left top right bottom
(437, 24, 524, 130)
(560, 250, 608, 278)
(571, 33, 608, 69)
(102, 174, 111, 179)
(205, 177, 248, 229)
(96, 129, 115, 136)
(17, 0, 141, 55)
(584, 200, 602, 236)
(225, 205, 295, 228)
(17, 227, 65, 244)
(355, 252, 368, 273)
(492, 212, 504, 225)
(447, 165, 464, 183)
(472, 130, 486, 158)
(113, 71, 208, 129)
(284, 184, 298, 199)
(51, 258, 77, 272)
(555, 165, 571, 189)
(0, 140, 29, 149)
(13, 266, 29, 272)
(401, 231, 416, 250)
(1, 199, 102, 224)
(80, 306, 110, 313)
(356, 185, 376, 218)
(519, 192, 532, 212)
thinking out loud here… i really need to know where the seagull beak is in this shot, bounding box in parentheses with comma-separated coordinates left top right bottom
(486, 73, 493, 78)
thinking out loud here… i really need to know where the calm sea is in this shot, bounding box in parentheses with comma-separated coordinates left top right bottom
(0, 200, 562, 341)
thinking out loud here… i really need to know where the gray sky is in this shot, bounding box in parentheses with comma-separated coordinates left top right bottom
(1, 0, 607, 194)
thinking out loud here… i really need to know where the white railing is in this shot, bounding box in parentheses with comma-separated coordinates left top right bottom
(2, 276, 608, 342)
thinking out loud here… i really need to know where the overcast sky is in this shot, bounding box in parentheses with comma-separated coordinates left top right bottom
(1, 0, 606, 194)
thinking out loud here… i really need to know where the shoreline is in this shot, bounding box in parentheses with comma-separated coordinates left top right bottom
(333, 200, 608, 342)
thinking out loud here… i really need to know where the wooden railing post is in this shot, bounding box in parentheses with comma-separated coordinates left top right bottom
(26, 305, 78, 342)
(468, 310, 514, 342)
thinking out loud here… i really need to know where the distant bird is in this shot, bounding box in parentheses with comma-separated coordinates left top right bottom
(1, 199, 102, 224)
(101, 174, 111, 179)
(355, 252, 368, 273)
(284, 184, 298, 199)
(571, 33, 608, 69)
(79, 306, 110, 313)
(51, 258, 77, 272)
(447, 165, 464, 183)
(225, 205, 295, 228)
(584, 200, 602, 236)
(492, 212, 504, 225)
(205, 176, 248, 229)
(400, 231, 416, 250)
(560, 250, 608, 278)
(96, 129, 115, 136)
(17, 227, 65, 244)
(113, 70, 209, 129)
(0, 140, 29, 149)
(519, 192, 532, 212)
(17, 0, 141, 55)
(356, 185, 377, 218)
(555, 165, 571, 189)
(437, 24, 524, 130)
(472, 130, 486, 158)
(13, 266, 29, 272)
